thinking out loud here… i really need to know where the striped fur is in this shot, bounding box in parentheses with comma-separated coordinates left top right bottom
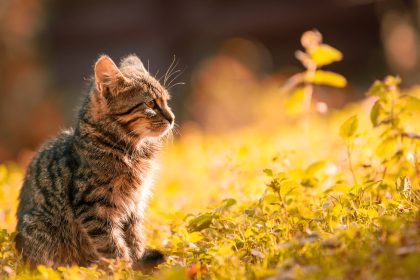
(15, 55, 174, 269)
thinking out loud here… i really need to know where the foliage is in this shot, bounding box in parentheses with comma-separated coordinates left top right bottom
(284, 30, 347, 115)
(0, 31, 420, 279)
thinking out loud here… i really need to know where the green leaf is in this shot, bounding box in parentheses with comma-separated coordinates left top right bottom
(384, 75, 401, 87)
(263, 169, 273, 177)
(340, 115, 358, 138)
(308, 70, 347, 88)
(187, 213, 213, 232)
(215, 198, 237, 212)
(368, 80, 385, 96)
(368, 76, 401, 99)
(370, 100, 381, 127)
(308, 44, 343, 66)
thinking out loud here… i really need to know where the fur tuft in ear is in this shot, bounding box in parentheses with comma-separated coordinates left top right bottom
(94, 55, 125, 93)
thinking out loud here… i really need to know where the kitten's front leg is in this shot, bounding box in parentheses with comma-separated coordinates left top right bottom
(81, 215, 131, 263)
(123, 213, 146, 262)
(106, 227, 132, 263)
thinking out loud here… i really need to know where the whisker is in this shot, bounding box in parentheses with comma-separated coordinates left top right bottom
(154, 69, 160, 81)
(172, 129, 181, 137)
(164, 69, 181, 86)
(163, 56, 179, 86)
(163, 129, 174, 144)
(171, 123, 181, 137)
(166, 60, 179, 83)
(163, 55, 176, 86)
(167, 82, 186, 91)
(167, 68, 185, 89)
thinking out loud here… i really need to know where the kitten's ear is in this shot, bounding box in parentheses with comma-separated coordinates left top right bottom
(120, 55, 148, 74)
(94, 55, 126, 93)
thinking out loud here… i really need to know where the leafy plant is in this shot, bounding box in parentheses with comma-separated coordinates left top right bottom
(283, 30, 347, 115)
(340, 115, 359, 184)
(367, 76, 420, 186)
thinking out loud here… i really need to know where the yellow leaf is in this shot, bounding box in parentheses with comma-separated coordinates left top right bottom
(309, 44, 343, 66)
(370, 100, 382, 126)
(308, 70, 347, 88)
(339, 115, 358, 139)
(187, 232, 204, 243)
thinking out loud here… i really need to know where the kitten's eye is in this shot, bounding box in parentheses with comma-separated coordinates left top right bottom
(146, 100, 156, 109)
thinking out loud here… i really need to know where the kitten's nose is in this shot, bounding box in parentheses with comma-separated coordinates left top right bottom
(168, 114, 175, 125)
(164, 110, 175, 125)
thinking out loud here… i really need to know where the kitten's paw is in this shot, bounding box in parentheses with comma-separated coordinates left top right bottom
(132, 249, 165, 273)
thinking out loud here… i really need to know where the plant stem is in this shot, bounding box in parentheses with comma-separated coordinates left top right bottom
(346, 140, 358, 185)
(302, 64, 316, 134)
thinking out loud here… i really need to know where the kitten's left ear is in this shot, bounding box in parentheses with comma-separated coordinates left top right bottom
(120, 54, 148, 74)
(94, 55, 126, 93)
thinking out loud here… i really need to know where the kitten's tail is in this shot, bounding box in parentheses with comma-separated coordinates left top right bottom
(135, 249, 165, 273)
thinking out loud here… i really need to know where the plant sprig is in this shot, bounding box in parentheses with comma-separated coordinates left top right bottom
(283, 30, 347, 115)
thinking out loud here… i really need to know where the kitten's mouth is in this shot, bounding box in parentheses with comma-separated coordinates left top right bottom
(147, 121, 173, 137)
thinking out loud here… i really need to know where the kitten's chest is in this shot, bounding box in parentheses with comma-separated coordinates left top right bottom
(76, 154, 156, 224)
(104, 160, 155, 219)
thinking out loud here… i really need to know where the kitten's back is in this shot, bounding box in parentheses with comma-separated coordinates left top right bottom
(18, 130, 76, 216)
(16, 130, 80, 266)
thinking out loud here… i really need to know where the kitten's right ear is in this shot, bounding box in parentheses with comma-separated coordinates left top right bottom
(94, 55, 125, 93)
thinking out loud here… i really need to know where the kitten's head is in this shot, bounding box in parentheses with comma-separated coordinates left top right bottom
(91, 54, 175, 140)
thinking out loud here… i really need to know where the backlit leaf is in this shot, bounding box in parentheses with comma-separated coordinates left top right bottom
(308, 70, 347, 88)
(339, 115, 358, 138)
(215, 198, 237, 212)
(384, 75, 401, 87)
(263, 169, 273, 177)
(368, 80, 385, 96)
(370, 100, 381, 127)
(187, 213, 213, 232)
(309, 44, 343, 66)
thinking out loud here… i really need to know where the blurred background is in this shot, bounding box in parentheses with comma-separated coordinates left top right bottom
(1, 0, 419, 164)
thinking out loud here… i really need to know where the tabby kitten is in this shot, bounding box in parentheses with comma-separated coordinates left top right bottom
(15, 54, 174, 269)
